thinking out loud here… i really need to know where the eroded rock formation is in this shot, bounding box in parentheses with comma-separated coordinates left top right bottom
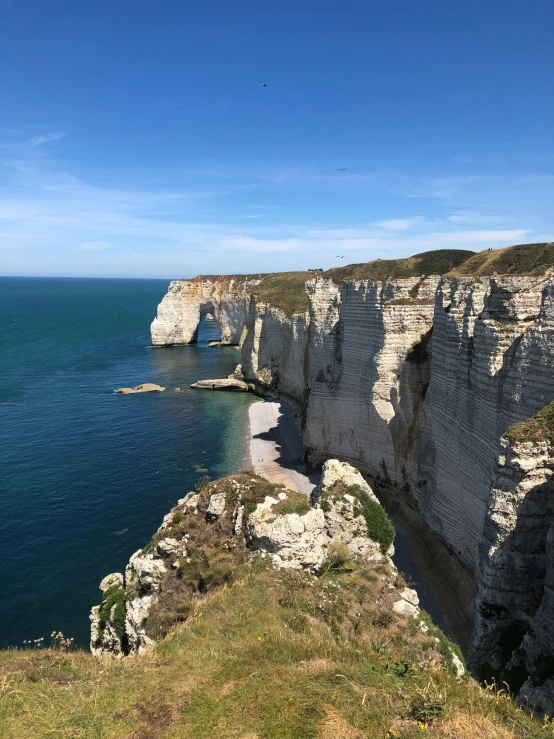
(469, 404, 554, 714)
(150, 275, 260, 345)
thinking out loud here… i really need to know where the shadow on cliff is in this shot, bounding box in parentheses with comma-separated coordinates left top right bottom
(469, 468, 554, 701)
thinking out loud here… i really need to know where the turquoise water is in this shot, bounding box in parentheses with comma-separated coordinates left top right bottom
(0, 277, 253, 649)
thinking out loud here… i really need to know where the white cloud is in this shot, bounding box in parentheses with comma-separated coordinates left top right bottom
(28, 132, 67, 147)
(78, 241, 114, 251)
(372, 217, 424, 231)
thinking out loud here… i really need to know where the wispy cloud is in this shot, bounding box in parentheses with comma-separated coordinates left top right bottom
(78, 241, 113, 251)
(0, 131, 551, 277)
(373, 217, 424, 231)
(28, 132, 67, 147)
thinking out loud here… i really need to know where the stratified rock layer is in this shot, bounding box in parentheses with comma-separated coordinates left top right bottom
(151, 275, 259, 345)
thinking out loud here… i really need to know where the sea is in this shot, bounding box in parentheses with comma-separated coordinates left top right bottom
(0, 277, 254, 649)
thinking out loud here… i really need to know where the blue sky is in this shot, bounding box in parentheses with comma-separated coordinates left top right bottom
(1, 0, 553, 278)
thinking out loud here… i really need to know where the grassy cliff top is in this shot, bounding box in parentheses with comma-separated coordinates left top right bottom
(323, 249, 475, 283)
(249, 249, 474, 316)
(0, 550, 544, 737)
(249, 271, 316, 316)
(506, 400, 554, 446)
(448, 242, 554, 277)
(189, 243, 554, 317)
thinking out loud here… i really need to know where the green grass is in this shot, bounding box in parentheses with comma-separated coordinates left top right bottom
(4, 470, 552, 737)
(449, 242, 554, 277)
(1, 561, 550, 738)
(324, 248, 474, 283)
(272, 491, 311, 516)
(250, 271, 315, 316)
(505, 400, 554, 445)
(97, 584, 126, 639)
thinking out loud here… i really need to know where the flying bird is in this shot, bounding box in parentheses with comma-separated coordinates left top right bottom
(337, 168, 347, 171)
(335, 255, 345, 259)
(259, 81, 268, 87)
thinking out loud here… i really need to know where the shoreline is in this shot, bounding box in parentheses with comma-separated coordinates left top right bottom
(247, 398, 318, 495)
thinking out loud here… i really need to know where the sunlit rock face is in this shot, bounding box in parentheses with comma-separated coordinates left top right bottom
(421, 275, 554, 569)
(150, 276, 260, 346)
(239, 297, 310, 402)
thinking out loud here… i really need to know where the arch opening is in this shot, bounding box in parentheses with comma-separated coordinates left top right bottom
(195, 301, 221, 344)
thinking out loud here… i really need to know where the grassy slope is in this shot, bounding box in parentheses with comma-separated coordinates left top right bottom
(506, 400, 554, 446)
(1, 569, 548, 738)
(250, 250, 474, 316)
(448, 242, 554, 277)
(1, 469, 552, 739)
(323, 249, 475, 284)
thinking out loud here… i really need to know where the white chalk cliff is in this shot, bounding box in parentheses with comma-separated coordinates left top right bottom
(149, 261, 554, 711)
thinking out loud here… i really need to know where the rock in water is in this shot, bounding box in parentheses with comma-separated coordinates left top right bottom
(116, 383, 165, 394)
(190, 378, 249, 391)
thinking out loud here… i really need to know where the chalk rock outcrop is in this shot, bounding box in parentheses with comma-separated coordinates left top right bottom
(151, 275, 261, 345)
(246, 493, 328, 570)
(92, 462, 398, 656)
(116, 383, 165, 394)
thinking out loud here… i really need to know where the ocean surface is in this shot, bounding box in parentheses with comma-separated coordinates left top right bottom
(0, 277, 253, 649)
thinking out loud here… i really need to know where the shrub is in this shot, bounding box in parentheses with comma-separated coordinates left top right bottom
(98, 584, 126, 640)
(321, 542, 354, 575)
(272, 492, 311, 516)
(351, 487, 395, 554)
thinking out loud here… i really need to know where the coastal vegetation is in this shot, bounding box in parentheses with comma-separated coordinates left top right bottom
(244, 243, 554, 317)
(448, 242, 554, 277)
(1, 556, 551, 738)
(506, 400, 554, 445)
(320, 481, 396, 554)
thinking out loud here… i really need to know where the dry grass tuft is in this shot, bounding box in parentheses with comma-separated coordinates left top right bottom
(318, 707, 366, 739)
(427, 712, 517, 738)
(297, 659, 335, 675)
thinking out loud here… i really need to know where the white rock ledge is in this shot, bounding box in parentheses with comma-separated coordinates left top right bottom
(116, 383, 165, 394)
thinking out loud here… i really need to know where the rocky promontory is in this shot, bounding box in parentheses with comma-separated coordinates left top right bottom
(91, 460, 413, 656)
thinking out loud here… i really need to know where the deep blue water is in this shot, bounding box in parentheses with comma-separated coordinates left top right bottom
(0, 277, 253, 649)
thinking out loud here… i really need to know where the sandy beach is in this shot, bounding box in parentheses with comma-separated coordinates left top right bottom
(248, 398, 318, 495)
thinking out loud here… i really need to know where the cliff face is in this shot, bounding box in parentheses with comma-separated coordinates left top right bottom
(238, 272, 554, 571)
(469, 427, 554, 714)
(151, 264, 554, 711)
